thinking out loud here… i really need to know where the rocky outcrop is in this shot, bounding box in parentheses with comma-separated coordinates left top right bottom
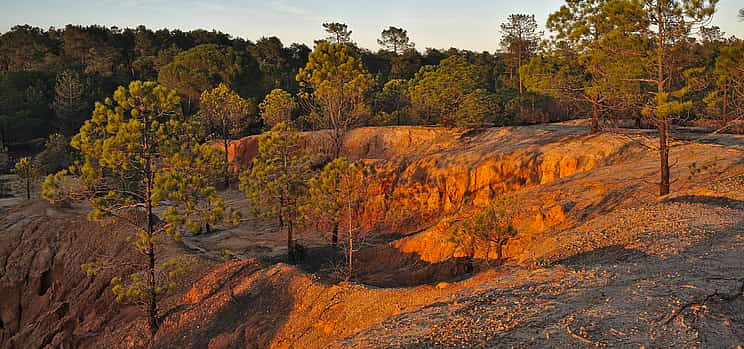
(0, 201, 141, 348)
(224, 126, 460, 168)
(224, 125, 649, 263)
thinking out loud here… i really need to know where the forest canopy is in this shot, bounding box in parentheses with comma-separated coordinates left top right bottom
(0, 12, 741, 153)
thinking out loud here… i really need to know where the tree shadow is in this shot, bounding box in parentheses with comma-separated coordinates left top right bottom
(553, 245, 655, 266)
(297, 244, 483, 288)
(579, 185, 640, 220)
(663, 195, 744, 209)
(152, 261, 296, 349)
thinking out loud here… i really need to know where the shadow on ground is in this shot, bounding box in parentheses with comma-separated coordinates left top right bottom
(664, 195, 744, 209)
(554, 245, 654, 266)
(294, 244, 478, 288)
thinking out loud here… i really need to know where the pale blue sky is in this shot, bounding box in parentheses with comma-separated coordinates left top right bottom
(1, 0, 742, 52)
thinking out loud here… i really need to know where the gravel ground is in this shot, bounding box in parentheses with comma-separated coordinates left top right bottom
(330, 179, 744, 348)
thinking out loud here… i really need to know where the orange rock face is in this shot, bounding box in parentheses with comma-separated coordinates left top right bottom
(222, 125, 643, 263)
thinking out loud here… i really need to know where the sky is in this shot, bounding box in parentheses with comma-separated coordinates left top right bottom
(1, 0, 742, 52)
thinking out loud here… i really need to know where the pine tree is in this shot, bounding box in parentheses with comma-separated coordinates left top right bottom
(451, 197, 517, 269)
(52, 70, 88, 135)
(302, 157, 376, 280)
(500, 14, 541, 95)
(638, 0, 717, 196)
(14, 157, 39, 200)
(259, 89, 298, 128)
(527, 0, 647, 132)
(197, 83, 255, 187)
(239, 122, 314, 263)
(42, 80, 239, 335)
(704, 42, 744, 126)
(378, 26, 414, 55)
(297, 42, 372, 158)
(322, 23, 352, 44)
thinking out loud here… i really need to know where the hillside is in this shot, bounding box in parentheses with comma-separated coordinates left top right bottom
(1, 122, 743, 348)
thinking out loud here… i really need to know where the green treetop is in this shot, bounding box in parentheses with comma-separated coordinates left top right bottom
(408, 56, 497, 126)
(378, 26, 414, 55)
(197, 83, 255, 187)
(158, 44, 258, 114)
(297, 41, 373, 158)
(259, 88, 298, 128)
(322, 22, 353, 44)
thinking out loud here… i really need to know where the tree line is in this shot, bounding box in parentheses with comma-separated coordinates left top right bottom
(0, 20, 578, 148)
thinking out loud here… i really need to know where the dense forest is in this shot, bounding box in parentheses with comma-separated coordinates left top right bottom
(1, 12, 742, 144)
(1, 4, 742, 178)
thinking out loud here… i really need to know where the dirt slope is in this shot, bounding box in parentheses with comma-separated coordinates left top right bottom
(1, 122, 742, 348)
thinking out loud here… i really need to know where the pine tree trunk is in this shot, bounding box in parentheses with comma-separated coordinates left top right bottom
(659, 119, 670, 196)
(347, 231, 353, 282)
(346, 199, 353, 281)
(145, 157, 159, 335)
(518, 51, 524, 96)
(333, 128, 342, 160)
(223, 136, 230, 188)
(147, 241, 157, 335)
(657, 4, 671, 196)
(497, 241, 504, 265)
(591, 103, 599, 133)
(287, 218, 294, 264)
(722, 86, 729, 126)
(332, 222, 338, 246)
